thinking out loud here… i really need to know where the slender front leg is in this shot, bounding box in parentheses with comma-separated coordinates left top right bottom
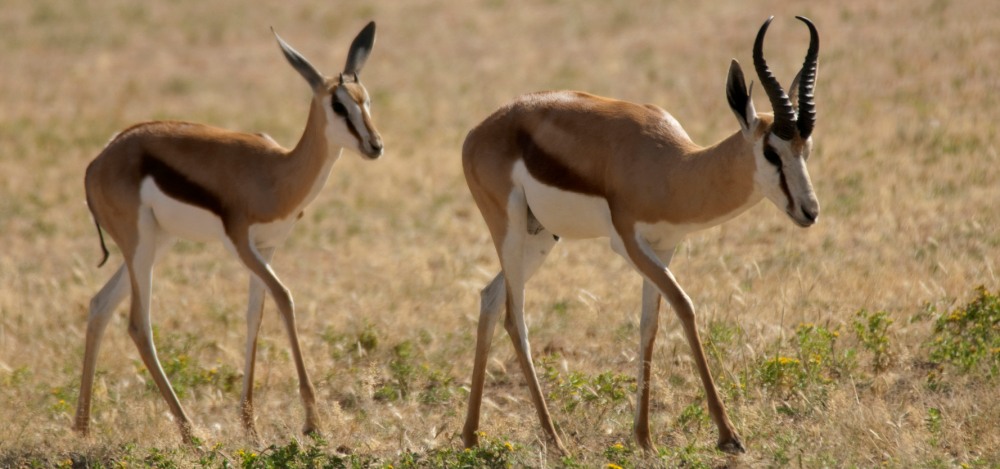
(462, 272, 505, 448)
(75, 264, 130, 436)
(634, 249, 674, 451)
(231, 234, 319, 436)
(633, 282, 659, 449)
(615, 220, 744, 454)
(240, 246, 275, 441)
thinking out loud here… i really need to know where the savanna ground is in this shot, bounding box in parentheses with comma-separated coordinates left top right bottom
(2, 0, 999, 467)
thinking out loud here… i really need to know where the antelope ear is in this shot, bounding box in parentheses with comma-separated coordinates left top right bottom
(343, 21, 376, 76)
(273, 28, 326, 92)
(726, 59, 758, 137)
(788, 69, 802, 109)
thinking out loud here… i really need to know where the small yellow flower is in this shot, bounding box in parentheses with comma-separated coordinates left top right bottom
(776, 356, 800, 366)
(607, 464, 624, 469)
(504, 442, 514, 451)
(611, 443, 625, 450)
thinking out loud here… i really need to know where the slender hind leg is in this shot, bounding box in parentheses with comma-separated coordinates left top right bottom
(124, 210, 194, 441)
(240, 246, 275, 441)
(75, 264, 130, 435)
(503, 227, 564, 454)
(462, 272, 505, 448)
(76, 218, 176, 437)
(463, 190, 566, 453)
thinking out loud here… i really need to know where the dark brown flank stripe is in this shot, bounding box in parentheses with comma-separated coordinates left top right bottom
(516, 128, 602, 196)
(140, 152, 227, 220)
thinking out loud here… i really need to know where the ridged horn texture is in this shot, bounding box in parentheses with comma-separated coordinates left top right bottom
(753, 16, 797, 140)
(795, 15, 819, 139)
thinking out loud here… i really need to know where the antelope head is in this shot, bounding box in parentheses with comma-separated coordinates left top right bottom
(727, 16, 820, 227)
(273, 21, 384, 159)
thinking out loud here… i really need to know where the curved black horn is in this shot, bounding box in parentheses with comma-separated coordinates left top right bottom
(795, 16, 819, 139)
(753, 16, 796, 140)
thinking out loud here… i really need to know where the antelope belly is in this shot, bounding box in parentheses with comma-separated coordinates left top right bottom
(512, 160, 612, 239)
(140, 178, 228, 244)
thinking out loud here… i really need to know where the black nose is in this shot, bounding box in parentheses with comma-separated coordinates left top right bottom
(801, 206, 818, 223)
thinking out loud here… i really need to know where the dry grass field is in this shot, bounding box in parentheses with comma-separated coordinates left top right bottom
(2, 0, 999, 467)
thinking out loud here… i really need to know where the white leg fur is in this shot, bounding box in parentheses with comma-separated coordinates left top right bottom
(240, 246, 275, 439)
(634, 248, 674, 449)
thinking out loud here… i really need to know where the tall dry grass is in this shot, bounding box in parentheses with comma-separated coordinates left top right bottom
(1, 0, 998, 466)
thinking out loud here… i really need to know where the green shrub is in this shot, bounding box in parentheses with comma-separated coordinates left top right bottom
(540, 359, 633, 414)
(929, 285, 1000, 376)
(852, 310, 895, 374)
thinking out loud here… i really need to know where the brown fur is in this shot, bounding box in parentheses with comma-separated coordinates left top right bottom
(463, 90, 759, 230)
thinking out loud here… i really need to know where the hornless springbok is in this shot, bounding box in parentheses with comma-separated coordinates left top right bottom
(75, 22, 382, 443)
(461, 16, 820, 454)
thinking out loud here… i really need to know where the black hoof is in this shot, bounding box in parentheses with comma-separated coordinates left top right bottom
(718, 437, 746, 454)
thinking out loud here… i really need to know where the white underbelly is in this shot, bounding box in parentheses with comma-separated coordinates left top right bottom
(141, 178, 297, 251)
(512, 161, 612, 239)
(141, 178, 228, 244)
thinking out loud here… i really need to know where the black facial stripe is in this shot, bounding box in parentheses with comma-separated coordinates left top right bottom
(140, 152, 227, 220)
(331, 99, 348, 117)
(778, 168, 793, 212)
(763, 139, 794, 212)
(763, 142, 782, 168)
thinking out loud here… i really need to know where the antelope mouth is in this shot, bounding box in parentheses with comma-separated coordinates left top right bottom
(362, 141, 384, 159)
(788, 206, 818, 228)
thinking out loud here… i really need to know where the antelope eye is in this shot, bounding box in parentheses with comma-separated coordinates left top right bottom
(763, 145, 782, 168)
(332, 100, 348, 117)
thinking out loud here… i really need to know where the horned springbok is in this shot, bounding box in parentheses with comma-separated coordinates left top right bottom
(461, 16, 820, 454)
(75, 22, 382, 442)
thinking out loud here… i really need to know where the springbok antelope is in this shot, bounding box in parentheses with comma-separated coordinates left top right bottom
(74, 22, 382, 442)
(461, 16, 820, 454)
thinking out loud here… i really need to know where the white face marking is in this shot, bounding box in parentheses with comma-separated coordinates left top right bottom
(512, 161, 612, 239)
(756, 135, 820, 226)
(329, 87, 376, 157)
(753, 138, 786, 208)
